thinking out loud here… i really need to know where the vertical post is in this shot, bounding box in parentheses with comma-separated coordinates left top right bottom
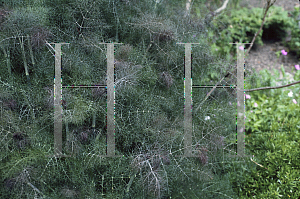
(184, 43, 192, 157)
(48, 42, 121, 158)
(237, 44, 245, 157)
(184, 0, 192, 17)
(106, 43, 115, 157)
(46, 42, 71, 158)
(176, 43, 201, 158)
(54, 43, 62, 156)
(227, 42, 252, 158)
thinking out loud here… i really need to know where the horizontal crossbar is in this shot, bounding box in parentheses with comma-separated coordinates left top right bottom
(193, 85, 236, 88)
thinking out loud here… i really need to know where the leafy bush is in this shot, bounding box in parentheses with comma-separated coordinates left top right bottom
(210, 6, 294, 58)
(245, 66, 300, 134)
(4, 0, 300, 198)
(282, 6, 300, 58)
(228, 67, 300, 197)
(0, 0, 243, 198)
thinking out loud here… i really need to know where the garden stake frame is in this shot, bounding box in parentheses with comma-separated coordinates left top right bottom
(48, 42, 251, 159)
(176, 42, 251, 158)
(48, 42, 123, 158)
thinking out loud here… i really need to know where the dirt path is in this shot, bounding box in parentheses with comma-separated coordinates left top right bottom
(245, 39, 299, 84)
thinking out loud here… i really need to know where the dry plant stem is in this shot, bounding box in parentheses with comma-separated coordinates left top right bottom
(245, 0, 276, 58)
(27, 34, 35, 67)
(184, 0, 192, 17)
(186, 0, 229, 18)
(244, 80, 300, 92)
(27, 181, 44, 196)
(194, 75, 226, 114)
(124, 169, 139, 195)
(19, 36, 31, 86)
(214, 0, 229, 15)
(92, 113, 96, 133)
(45, 40, 68, 57)
(1, 45, 11, 77)
(250, 158, 268, 170)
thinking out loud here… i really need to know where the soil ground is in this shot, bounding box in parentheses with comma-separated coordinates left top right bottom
(239, 0, 300, 86)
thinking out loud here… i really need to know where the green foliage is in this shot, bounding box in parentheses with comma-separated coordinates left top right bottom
(1, 5, 50, 35)
(228, 67, 300, 197)
(4, 0, 300, 198)
(1, 0, 45, 8)
(282, 6, 300, 58)
(230, 129, 300, 198)
(138, 63, 158, 86)
(210, 6, 294, 58)
(245, 67, 300, 134)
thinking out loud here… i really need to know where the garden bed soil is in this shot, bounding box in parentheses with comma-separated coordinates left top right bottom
(245, 39, 298, 87)
(239, 0, 300, 87)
